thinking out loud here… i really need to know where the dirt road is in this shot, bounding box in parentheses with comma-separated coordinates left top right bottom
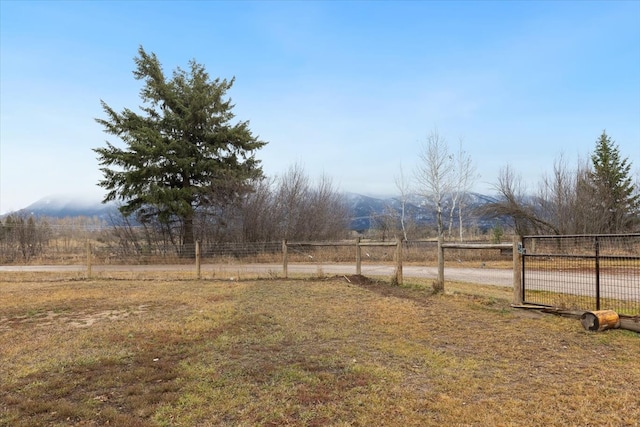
(0, 263, 511, 285)
(1, 263, 637, 302)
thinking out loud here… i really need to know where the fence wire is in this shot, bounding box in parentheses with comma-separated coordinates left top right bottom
(522, 234, 640, 315)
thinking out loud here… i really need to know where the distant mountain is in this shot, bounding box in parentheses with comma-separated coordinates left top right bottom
(344, 193, 431, 231)
(12, 195, 118, 220)
(345, 192, 502, 232)
(4, 192, 504, 231)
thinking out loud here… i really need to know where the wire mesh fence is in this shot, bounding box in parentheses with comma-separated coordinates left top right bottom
(7, 219, 639, 315)
(0, 220, 517, 286)
(522, 234, 640, 315)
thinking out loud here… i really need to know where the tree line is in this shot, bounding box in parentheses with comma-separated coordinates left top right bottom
(478, 131, 639, 235)
(2, 129, 637, 261)
(0, 215, 106, 262)
(0, 215, 50, 262)
(87, 47, 639, 256)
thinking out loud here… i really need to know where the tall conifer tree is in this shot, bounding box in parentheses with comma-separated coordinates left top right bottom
(588, 131, 638, 232)
(94, 47, 266, 252)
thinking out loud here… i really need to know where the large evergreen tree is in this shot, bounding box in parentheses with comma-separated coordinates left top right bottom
(94, 47, 266, 253)
(587, 131, 638, 233)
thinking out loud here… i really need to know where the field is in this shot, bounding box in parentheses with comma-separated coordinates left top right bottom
(1, 274, 639, 426)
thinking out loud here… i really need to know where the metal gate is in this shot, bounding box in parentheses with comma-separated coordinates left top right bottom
(521, 234, 640, 315)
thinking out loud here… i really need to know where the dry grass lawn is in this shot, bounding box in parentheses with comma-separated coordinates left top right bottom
(1, 275, 638, 426)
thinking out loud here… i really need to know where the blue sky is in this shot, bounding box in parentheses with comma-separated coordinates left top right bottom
(1, 0, 639, 214)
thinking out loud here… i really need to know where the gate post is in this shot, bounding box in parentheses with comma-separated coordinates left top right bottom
(513, 236, 522, 305)
(594, 236, 600, 310)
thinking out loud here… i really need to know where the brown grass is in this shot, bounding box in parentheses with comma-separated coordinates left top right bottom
(1, 276, 638, 426)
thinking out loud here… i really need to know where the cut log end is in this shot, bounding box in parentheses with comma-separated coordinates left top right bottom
(580, 313, 597, 331)
(580, 310, 620, 332)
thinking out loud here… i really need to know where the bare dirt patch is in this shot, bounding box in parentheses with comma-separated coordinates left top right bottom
(0, 305, 150, 331)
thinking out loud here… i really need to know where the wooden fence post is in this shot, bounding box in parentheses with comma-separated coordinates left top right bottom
(436, 235, 444, 292)
(282, 239, 288, 278)
(356, 237, 361, 275)
(195, 240, 201, 280)
(86, 240, 92, 279)
(513, 236, 523, 305)
(395, 238, 403, 286)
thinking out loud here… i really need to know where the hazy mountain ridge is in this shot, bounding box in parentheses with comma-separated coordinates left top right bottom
(345, 192, 501, 232)
(10, 195, 119, 221)
(5, 192, 502, 231)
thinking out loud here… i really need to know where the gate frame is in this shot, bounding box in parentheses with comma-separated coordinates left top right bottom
(521, 233, 640, 312)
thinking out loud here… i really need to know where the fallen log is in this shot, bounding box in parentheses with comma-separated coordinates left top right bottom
(512, 305, 639, 333)
(619, 315, 640, 333)
(580, 310, 620, 332)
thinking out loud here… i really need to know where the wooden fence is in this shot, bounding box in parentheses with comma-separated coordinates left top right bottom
(22, 238, 522, 304)
(283, 238, 403, 283)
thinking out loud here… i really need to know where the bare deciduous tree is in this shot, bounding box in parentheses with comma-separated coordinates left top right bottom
(305, 174, 350, 240)
(240, 164, 349, 242)
(479, 166, 559, 236)
(415, 130, 455, 238)
(537, 154, 577, 235)
(415, 130, 456, 292)
(274, 164, 312, 239)
(447, 138, 478, 241)
(240, 177, 277, 242)
(0, 214, 50, 262)
(394, 163, 411, 241)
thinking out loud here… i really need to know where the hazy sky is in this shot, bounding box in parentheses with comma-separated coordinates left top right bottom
(1, 0, 639, 214)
